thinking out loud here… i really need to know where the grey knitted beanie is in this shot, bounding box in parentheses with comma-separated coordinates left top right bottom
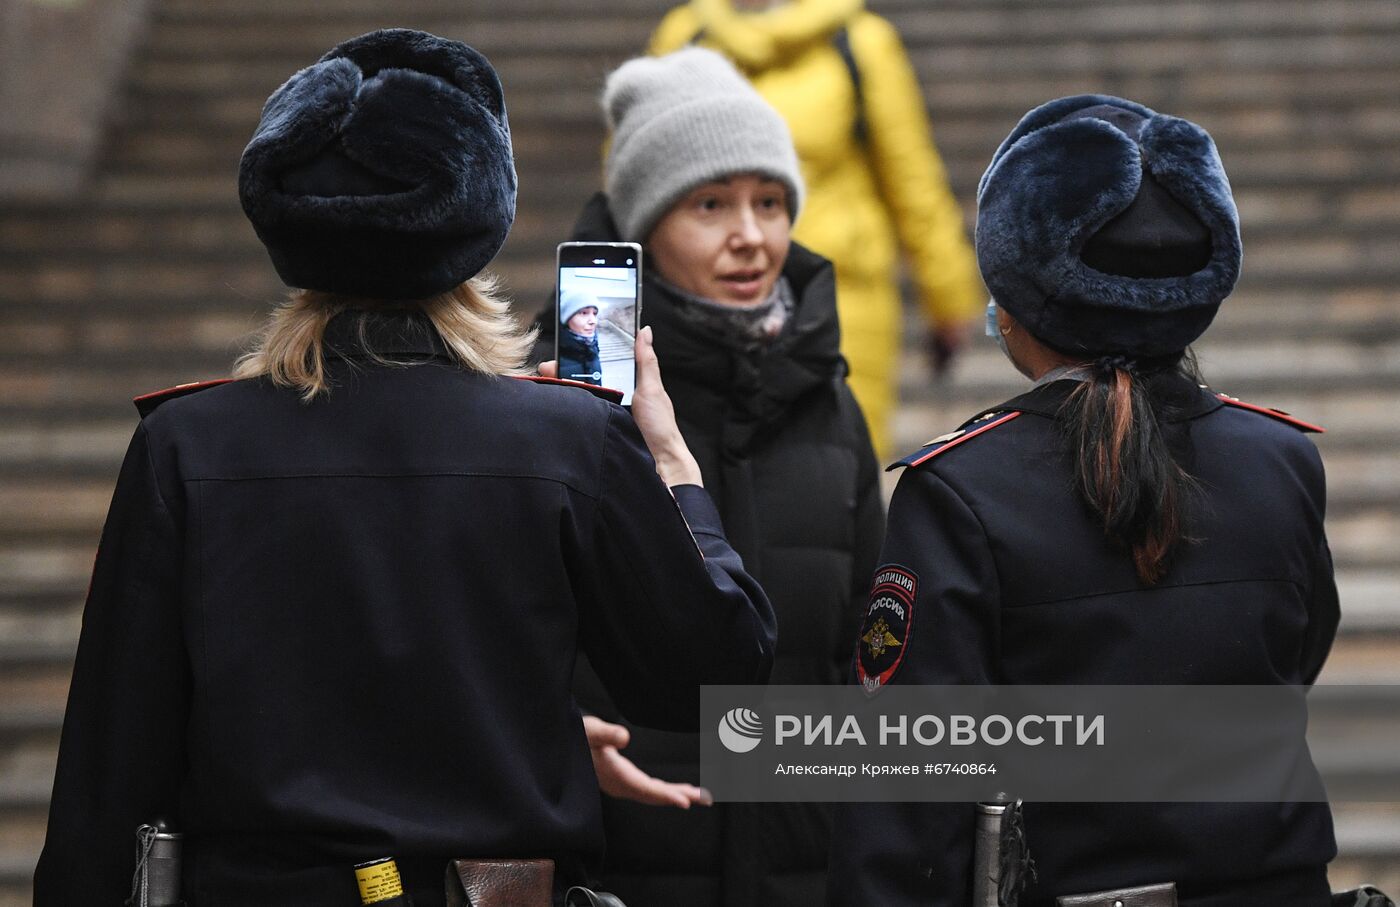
(559, 287, 602, 325)
(603, 48, 804, 243)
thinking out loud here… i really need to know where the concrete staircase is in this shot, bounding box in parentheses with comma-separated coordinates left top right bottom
(2, 0, 1397, 901)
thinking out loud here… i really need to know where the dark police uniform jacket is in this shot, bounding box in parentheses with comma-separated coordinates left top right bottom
(34, 312, 776, 906)
(827, 374, 1339, 907)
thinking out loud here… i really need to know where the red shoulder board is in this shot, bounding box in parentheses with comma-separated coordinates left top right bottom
(512, 375, 624, 405)
(1216, 393, 1325, 433)
(887, 411, 1023, 472)
(133, 379, 234, 417)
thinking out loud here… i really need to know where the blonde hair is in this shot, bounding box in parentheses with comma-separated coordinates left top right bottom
(233, 274, 537, 401)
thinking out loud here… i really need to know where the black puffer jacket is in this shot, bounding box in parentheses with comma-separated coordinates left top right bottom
(536, 194, 884, 906)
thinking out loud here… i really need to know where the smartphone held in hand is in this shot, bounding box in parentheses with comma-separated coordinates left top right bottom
(556, 242, 642, 405)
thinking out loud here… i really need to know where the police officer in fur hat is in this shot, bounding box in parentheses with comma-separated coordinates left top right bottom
(34, 29, 775, 906)
(826, 95, 1339, 906)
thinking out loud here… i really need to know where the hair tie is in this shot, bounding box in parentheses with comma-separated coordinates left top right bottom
(1094, 355, 1137, 375)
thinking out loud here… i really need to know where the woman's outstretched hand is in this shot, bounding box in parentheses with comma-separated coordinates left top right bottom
(584, 715, 713, 809)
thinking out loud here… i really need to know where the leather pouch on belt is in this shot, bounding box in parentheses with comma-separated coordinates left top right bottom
(1057, 882, 1177, 907)
(444, 859, 553, 907)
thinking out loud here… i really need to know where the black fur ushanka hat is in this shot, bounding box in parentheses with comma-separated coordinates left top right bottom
(975, 95, 1241, 358)
(239, 29, 516, 300)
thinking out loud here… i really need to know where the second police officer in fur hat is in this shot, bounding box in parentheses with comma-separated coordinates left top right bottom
(827, 96, 1340, 906)
(34, 29, 775, 906)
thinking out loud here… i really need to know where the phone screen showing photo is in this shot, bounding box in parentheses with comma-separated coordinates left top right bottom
(556, 243, 641, 405)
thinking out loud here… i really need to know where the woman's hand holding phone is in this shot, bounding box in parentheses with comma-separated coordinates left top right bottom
(539, 327, 702, 488)
(630, 327, 702, 487)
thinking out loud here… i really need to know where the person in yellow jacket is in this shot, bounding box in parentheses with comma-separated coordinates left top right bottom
(649, 0, 984, 456)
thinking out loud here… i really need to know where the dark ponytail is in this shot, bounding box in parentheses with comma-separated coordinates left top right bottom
(1061, 352, 1201, 584)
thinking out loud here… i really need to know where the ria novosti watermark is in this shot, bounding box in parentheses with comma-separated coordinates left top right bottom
(700, 685, 1400, 803)
(758, 711, 1105, 750)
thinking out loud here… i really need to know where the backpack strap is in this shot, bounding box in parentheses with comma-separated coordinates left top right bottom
(831, 27, 868, 144)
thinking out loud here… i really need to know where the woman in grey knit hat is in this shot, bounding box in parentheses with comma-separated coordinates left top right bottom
(540, 47, 884, 907)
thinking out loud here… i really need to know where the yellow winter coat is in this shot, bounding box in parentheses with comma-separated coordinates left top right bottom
(649, 0, 984, 455)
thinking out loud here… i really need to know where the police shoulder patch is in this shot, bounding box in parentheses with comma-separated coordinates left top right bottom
(856, 565, 918, 695)
(512, 374, 624, 405)
(1215, 392, 1325, 433)
(133, 379, 234, 417)
(886, 410, 1023, 472)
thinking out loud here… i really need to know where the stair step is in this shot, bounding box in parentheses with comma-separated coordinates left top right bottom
(0, 806, 48, 891)
(896, 384, 1400, 452)
(142, 17, 654, 61)
(922, 67, 1400, 117)
(107, 129, 1395, 189)
(130, 31, 1400, 85)
(885, 1, 1400, 45)
(903, 32, 1400, 78)
(156, 0, 668, 15)
(0, 313, 260, 363)
(0, 737, 60, 813)
(125, 58, 1400, 133)
(140, 0, 1400, 16)
(113, 70, 1400, 146)
(1320, 637, 1400, 685)
(0, 260, 279, 307)
(70, 155, 1400, 218)
(0, 421, 135, 477)
(1, 341, 1398, 415)
(0, 665, 72, 727)
(0, 546, 97, 599)
(107, 79, 1400, 164)
(0, 482, 114, 534)
(4, 192, 1398, 266)
(135, 1, 1400, 61)
(1, 292, 1396, 364)
(5, 256, 1399, 319)
(6, 184, 1398, 245)
(897, 335, 1400, 403)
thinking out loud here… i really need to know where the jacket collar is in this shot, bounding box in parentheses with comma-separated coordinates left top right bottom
(692, 0, 863, 69)
(322, 309, 452, 362)
(967, 369, 1224, 427)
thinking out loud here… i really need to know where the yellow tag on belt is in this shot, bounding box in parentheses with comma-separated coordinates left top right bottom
(354, 857, 404, 904)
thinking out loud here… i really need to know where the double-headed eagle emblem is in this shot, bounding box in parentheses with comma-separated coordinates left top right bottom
(861, 617, 902, 660)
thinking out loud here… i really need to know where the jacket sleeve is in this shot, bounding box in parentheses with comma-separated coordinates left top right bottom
(835, 387, 886, 674)
(1300, 445, 1339, 685)
(572, 406, 776, 731)
(33, 422, 190, 905)
(827, 466, 998, 907)
(1302, 535, 1339, 684)
(850, 14, 984, 329)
